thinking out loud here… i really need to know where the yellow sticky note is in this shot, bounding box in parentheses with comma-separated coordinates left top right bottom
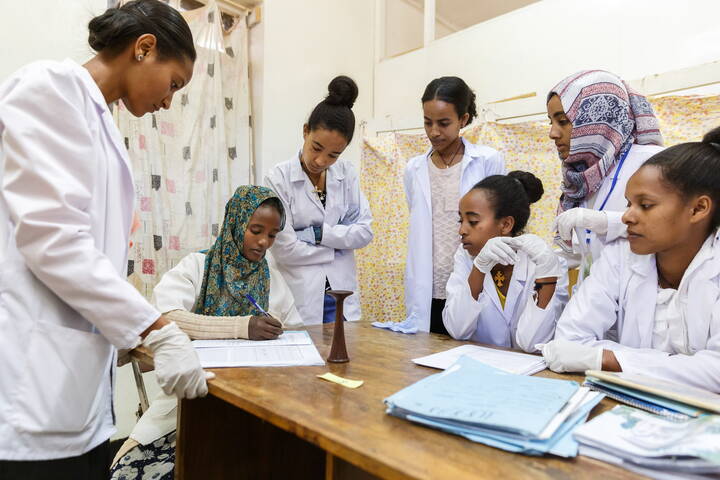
(317, 372, 364, 389)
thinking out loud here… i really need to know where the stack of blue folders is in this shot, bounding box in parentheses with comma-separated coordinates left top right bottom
(385, 356, 604, 457)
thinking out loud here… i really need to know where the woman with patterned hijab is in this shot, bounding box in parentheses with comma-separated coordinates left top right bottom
(110, 185, 302, 480)
(546, 70, 664, 270)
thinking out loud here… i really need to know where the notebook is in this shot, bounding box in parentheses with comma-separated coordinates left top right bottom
(585, 370, 720, 414)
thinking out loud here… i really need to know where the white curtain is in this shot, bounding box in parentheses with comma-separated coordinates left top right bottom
(115, 0, 253, 298)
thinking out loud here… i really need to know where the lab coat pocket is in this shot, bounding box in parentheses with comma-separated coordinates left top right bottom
(9, 321, 111, 434)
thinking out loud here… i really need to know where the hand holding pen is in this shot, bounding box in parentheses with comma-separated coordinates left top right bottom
(245, 294, 283, 340)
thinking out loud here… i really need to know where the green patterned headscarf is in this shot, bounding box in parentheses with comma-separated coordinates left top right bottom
(193, 186, 283, 316)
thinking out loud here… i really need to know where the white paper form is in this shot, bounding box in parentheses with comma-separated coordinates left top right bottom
(412, 344, 546, 375)
(192, 330, 312, 349)
(197, 344, 324, 368)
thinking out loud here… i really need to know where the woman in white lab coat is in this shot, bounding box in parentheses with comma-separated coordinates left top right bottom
(404, 77, 505, 334)
(264, 76, 373, 325)
(110, 185, 302, 479)
(547, 70, 664, 270)
(541, 130, 720, 392)
(443, 171, 569, 352)
(0, 1, 209, 477)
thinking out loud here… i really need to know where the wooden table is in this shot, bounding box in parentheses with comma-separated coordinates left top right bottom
(138, 322, 643, 480)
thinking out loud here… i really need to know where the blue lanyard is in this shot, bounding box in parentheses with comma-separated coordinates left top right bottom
(584, 147, 631, 244)
(597, 147, 630, 212)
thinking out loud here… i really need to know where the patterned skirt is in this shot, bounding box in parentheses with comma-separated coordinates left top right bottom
(109, 431, 176, 480)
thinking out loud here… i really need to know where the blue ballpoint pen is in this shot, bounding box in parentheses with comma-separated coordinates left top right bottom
(245, 294, 270, 317)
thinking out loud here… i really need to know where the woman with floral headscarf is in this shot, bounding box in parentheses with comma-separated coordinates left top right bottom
(547, 70, 664, 269)
(110, 185, 301, 480)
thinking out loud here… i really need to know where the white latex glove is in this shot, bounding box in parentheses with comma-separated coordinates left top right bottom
(508, 234, 561, 278)
(537, 339, 603, 373)
(552, 208, 608, 242)
(472, 237, 518, 274)
(142, 322, 214, 399)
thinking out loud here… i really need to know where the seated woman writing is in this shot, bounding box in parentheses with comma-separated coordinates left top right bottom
(541, 129, 720, 393)
(110, 185, 301, 479)
(443, 171, 569, 352)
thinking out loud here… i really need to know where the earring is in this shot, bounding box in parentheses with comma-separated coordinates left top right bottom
(137, 54, 144, 61)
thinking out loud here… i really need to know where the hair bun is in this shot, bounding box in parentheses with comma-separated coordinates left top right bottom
(508, 170, 544, 204)
(325, 75, 358, 109)
(702, 126, 720, 146)
(88, 9, 124, 52)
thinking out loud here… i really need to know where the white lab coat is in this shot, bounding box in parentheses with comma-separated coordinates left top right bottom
(0, 60, 159, 460)
(404, 138, 505, 331)
(443, 247, 569, 352)
(264, 154, 373, 324)
(152, 251, 303, 327)
(555, 230, 720, 392)
(563, 143, 664, 265)
(129, 251, 303, 447)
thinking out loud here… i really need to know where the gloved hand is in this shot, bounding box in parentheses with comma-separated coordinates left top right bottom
(553, 208, 608, 242)
(472, 237, 518, 274)
(248, 315, 283, 340)
(295, 225, 317, 244)
(536, 339, 603, 373)
(142, 322, 214, 399)
(509, 234, 561, 278)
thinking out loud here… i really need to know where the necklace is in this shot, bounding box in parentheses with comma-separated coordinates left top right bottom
(299, 154, 325, 193)
(433, 138, 463, 168)
(493, 269, 506, 288)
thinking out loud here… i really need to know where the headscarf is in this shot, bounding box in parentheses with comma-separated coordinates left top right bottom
(193, 185, 285, 316)
(548, 70, 663, 213)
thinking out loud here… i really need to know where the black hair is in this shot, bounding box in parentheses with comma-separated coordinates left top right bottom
(421, 76, 477, 126)
(88, 0, 196, 62)
(471, 170, 544, 236)
(307, 75, 358, 143)
(258, 197, 286, 230)
(642, 126, 720, 230)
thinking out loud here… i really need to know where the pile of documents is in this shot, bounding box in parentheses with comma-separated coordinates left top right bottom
(575, 405, 720, 479)
(576, 371, 720, 478)
(385, 356, 603, 456)
(412, 344, 546, 375)
(192, 330, 324, 368)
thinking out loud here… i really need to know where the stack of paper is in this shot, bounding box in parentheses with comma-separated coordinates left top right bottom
(412, 344, 546, 375)
(575, 405, 720, 479)
(192, 330, 325, 368)
(584, 370, 720, 420)
(385, 356, 603, 456)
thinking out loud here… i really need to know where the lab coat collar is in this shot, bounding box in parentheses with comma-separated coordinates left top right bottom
(289, 150, 346, 184)
(65, 59, 111, 115)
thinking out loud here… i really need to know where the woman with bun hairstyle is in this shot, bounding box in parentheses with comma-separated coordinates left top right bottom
(0, 0, 209, 476)
(264, 76, 373, 324)
(404, 76, 505, 335)
(443, 171, 569, 352)
(540, 128, 720, 392)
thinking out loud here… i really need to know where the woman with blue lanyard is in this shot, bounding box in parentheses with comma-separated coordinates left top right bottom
(547, 70, 664, 274)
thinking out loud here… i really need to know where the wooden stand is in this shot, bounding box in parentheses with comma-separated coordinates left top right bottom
(326, 289, 352, 363)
